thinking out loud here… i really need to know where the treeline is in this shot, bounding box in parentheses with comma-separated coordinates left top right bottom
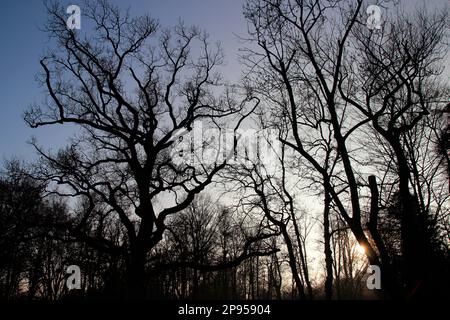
(1, 155, 447, 300)
(0, 161, 379, 300)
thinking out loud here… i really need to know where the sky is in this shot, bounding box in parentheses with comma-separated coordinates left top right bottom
(0, 0, 448, 163)
(0, 0, 247, 162)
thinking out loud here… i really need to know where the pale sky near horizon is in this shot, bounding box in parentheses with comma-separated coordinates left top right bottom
(0, 0, 448, 163)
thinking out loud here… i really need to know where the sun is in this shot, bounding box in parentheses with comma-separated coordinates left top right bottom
(357, 244, 366, 254)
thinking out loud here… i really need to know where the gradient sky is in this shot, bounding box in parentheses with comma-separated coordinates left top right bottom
(0, 0, 448, 163)
(0, 0, 246, 162)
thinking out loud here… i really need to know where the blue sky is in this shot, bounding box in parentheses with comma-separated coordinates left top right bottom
(0, 0, 246, 162)
(0, 0, 448, 163)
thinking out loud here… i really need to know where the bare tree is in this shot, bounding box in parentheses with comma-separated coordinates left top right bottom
(242, 0, 449, 298)
(24, 0, 258, 298)
(340, 5, 449, 296)
(221, 134, 315, 299)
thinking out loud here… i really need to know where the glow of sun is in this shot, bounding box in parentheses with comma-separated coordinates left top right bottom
(357, 244, 366, 254)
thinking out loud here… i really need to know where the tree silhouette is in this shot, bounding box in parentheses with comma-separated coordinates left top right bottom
(24, 0, 261, 298)
(242, 0, 449, 298)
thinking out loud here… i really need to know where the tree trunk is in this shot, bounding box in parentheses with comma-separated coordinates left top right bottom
(323, 191, 333, 300)
(127, 247, 146, 299)
(280, 227, 306, 299)
(367, 175, 401, 299)
(390, 137, 426, 297)
(290, 208, 313, 299)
